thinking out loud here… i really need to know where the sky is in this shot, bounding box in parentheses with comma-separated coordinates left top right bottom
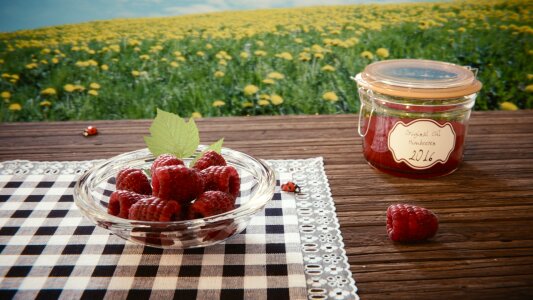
(0, 0, 432, 33)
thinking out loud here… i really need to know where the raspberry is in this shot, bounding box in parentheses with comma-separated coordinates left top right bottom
(386, 204, 439, 242)
(193, 150, 226, 171)
(152, 165, 204, 204)
(108, 190, 146, 219)
(200, 165, 240, 198)
(116, 168, 152, 195)
(188, 191, 236, 219)
(150, 154, 184, 176)
(129, 197, 182, 221)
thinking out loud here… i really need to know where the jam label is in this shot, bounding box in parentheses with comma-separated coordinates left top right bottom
(388, 119, 456, 169)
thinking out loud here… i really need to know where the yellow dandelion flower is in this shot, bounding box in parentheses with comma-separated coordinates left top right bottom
(1, 73, 9, 78)
(218, 59, 227, 66)
(88, 90, 98, 96)
(314, 53, 324, 59)
(271, 94, 283, 105)
(39, 100, 52, 107)
(1, 91, 11, 99)
(0, 59, 4, 64)
(275, 52, 293, 60)
(177, 56, 186, 62)
(214, 71, 225, 78)
(294, 38, 303, 44)
(74, 85, 85, 92)
(101, 64, 109, 71)
(160, 58, 168, 62)
(75, 61, 89, 67)
(242, 101, 253, 108)
(527, 74, 533, 80)
(139, 54, 150, 61)
(323, 91, 339, 102)
(376, 48, 390, 58)
(41, 48, 51, 55)
(196, 51, 205, 57)
(244, 85, 259, 96)
(90, 83, 101, 90)
(259, 94, 270, 100)
(134, 47, 141, 52)
(64, 84, 76, 92)
(9, 103, 21, 111)
(212, 100, 225, 107)
(170, 61, 179, 68)
(267, 72, 285, 80)
(10, 74, 19, 80)
(458, 27, 467, 33)
(51, 57, 59, 64)
(321, 65, 336, 72)
(191, 112, 202, 119)
(206, 43, 213, 50)
(25, 63, 38, 69)
(360, 51, 374, 59)
(41, 88, 57, 96)
(240, 52, 249, 59)
(299, 52, 311, 61)
(256, 40, 264, 47)
(173, 51, 182, 56)
(525, 84, 533, 93)
(262, 79, 275, 85)
(499, 101, 518, 111)
(132, 70, 141, 77)
(258, 99, 270, 106)
(254, 50, 267, 57)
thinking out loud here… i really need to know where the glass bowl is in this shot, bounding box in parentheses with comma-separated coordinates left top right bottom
(74, 146, 275, 249)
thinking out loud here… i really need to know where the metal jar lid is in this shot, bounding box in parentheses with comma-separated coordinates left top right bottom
(355, 59, 482, 99)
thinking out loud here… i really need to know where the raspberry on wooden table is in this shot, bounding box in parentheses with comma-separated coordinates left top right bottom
(200, 165, 240, 198)
(128, 197, 182, 221)
(116, 168, 152, 195)
(152, 165, 204, 204)
(108, 190, 146, 219)
(386, 204, 439, 242)
(193, 150, 226, 171)
(150, 154, 184, 176)
(188, 191, 236, 219)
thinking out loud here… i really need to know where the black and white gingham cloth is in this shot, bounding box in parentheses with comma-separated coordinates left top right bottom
(0, 163, 307, 299)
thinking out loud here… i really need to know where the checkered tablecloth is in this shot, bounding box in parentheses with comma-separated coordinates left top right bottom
(0, 158, 358, 300)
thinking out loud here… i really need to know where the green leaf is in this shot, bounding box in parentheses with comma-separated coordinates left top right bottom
(144, 108, 200, 158)
(190, 138, 225, 166)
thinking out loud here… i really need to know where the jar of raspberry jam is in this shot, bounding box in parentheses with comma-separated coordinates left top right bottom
(354, 59, 482, 178)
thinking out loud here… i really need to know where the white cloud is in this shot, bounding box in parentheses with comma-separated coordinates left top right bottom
(164, 4, 223, 15)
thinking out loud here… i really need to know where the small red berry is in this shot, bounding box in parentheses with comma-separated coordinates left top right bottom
(193, 150, 226, 171)
(129, 197, 182, 221)
(83, 126, 98, 136)
(188, 191, 236, 219)
(386, 204, 439, 243)
(151, 154, 184, 176)
(108, 190, 146, 219)
(152, 165, 204, 204)
(116, 168, 152, 195)
(281, 181, 301, 193)
(200, 165, 240, 198)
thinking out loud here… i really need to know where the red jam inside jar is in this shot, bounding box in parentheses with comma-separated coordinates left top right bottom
(354, 59, 482, 178)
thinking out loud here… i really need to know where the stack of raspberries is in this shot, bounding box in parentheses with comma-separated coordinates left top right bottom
(107, 150, 240, 221)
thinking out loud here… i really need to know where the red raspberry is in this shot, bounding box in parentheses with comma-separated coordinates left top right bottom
(387, 204, 439, 242)
(200, 165, 240, 198)
(116, 168, 152, 195)
(150, 154, 184, 176)
(188, 191, 236, 219)
(129, 197, 182, 221)
(152, 165, 204, 204)
(108, 190, 146, 219)
(193, 150, 226, 171)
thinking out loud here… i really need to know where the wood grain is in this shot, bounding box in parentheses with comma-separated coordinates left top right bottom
(1, 110, 533, 299)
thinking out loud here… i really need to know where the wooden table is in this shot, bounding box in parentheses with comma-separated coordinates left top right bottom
(1, 111, 532, 299)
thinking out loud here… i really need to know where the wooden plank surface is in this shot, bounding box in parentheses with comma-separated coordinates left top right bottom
(1, 110, 533, 299)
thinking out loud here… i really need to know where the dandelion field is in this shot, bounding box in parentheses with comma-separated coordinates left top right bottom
(0, 0, 531, 122)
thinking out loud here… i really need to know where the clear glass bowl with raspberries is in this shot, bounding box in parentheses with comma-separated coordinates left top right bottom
(74, 146, 276, 249)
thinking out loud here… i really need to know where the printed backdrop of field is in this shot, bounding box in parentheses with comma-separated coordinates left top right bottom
(0, 0, 531, 121)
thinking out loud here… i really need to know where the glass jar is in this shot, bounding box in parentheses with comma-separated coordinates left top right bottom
(354, 59, 482, 178)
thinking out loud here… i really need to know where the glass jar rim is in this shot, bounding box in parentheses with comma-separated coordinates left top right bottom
(354, 59, 482, 99)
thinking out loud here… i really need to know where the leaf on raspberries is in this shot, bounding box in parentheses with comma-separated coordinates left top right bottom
(144, 108, 200, 158)
(190, 138, 224, 166)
